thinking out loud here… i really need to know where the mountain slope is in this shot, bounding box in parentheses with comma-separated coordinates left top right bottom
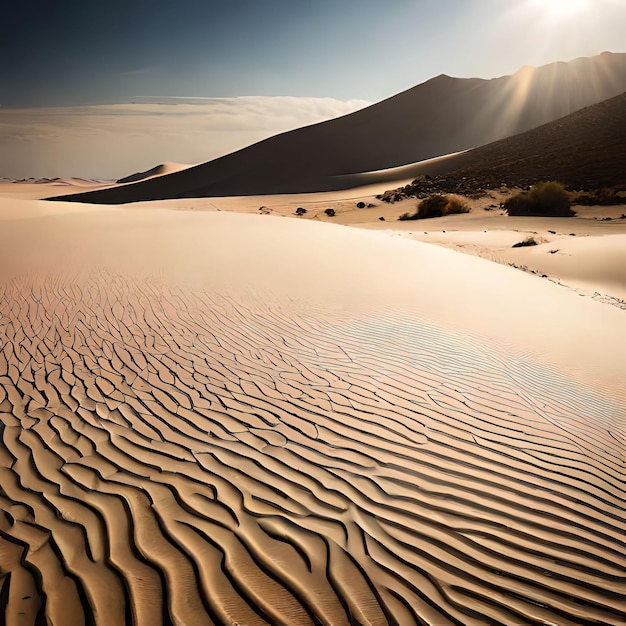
(50, 52, 626, 204)
(385, 90, 626, 195)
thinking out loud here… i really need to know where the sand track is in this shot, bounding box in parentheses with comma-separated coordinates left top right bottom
(1, 265, 624, 625)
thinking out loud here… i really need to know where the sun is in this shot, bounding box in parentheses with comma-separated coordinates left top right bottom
(531, 0, 589, 17)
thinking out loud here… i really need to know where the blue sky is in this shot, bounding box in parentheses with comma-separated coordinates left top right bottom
(2, 0, 625, 107)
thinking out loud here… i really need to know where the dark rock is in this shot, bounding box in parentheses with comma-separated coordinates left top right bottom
(324, 208, 335, 217)
(512, 237, 538, 248)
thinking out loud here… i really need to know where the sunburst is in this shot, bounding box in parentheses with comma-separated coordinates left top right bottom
(531, 0, 589, 17)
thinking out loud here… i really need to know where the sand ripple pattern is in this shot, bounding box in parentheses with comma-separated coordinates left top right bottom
(0, 273, 624, 625)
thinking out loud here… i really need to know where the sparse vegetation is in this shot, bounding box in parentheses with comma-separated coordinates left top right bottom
(504, 182, 575, 217)
(574, 188, 626, 206)
(398, 194, 470, 221)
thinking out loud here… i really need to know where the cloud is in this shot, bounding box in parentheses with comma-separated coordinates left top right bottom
(0, 96, 371, 180)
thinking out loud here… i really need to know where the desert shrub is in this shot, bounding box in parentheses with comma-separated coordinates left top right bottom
(398, 194, 470, 221)
(417, 194, 449, 218)
(504, 194, 531, 215)
(445, 196, 471, 215)
(505, 182, 575, 217)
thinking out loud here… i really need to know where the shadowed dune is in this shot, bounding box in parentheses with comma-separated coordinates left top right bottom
(49, 52, 626, 204)
(1, 206, 625, 625)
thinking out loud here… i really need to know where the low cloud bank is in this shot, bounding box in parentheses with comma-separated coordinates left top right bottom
(0, 96, 371, 180)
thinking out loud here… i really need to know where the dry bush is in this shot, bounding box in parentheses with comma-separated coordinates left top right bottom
(505, 182, 575, 217)
(398, 194, 470, 221)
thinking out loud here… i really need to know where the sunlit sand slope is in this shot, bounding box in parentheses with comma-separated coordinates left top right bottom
(0, 207, 624, 625)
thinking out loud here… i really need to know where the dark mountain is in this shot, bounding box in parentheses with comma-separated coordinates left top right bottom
(50, 52, 626, 204)
(385, 91, 626, 196)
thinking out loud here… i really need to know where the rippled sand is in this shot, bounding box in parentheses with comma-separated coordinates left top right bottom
(1, 204, 624, 625)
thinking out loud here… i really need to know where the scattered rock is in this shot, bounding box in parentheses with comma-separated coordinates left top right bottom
(356, 201, 366, 209)
(378, 216, 385, 221)
(548, 230, 556, 234)
(512, 237, 538, 248)
(295, 207, 307, 216)
(324, 208, 335, 217)
(377, 189, 406, 203)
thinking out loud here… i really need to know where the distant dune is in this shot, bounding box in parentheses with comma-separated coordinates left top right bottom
(50, 52, 626, 204)
(116, 162, 192, 184)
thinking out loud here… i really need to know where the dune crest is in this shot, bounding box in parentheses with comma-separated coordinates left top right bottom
(116, 162, 192, 184)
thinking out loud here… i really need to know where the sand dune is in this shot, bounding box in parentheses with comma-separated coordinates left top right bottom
(49, 52, 626, 204)
(405, 228, 626, 303)
(0, 180, 114, 201)
(116, 162, 193, 184)
(0, 201, 624, 625)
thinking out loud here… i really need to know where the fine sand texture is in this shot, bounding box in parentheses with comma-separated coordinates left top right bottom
(0, 200, 625, 625)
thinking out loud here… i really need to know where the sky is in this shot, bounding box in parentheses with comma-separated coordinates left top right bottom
(1, 0, 625, 178)
(2, 0, 625, 107)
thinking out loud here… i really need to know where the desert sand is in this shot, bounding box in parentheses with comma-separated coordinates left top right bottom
(1, 179, 625, 625)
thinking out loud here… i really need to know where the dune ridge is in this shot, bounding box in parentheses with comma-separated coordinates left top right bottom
(116, 163, 192, 184)
(1, 207, 625, 625)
